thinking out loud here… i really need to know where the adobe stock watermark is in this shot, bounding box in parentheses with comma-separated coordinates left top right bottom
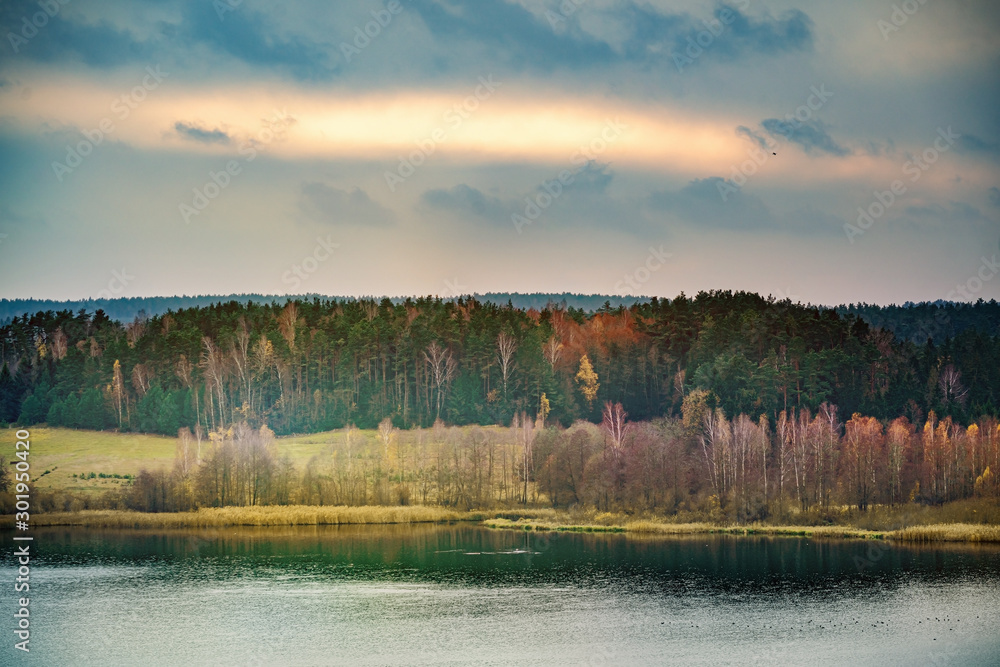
(6, 0, 70, 54)
(340, 0, 404, 64)
(672, 0, 751, 72)
(440, 277, 469, 299)
(51, 65, 169, 182)
(281, 236, 340, 290)
(774, 286, 800, 302)
(383, 75, 502, 192)
(96, 268, 134, 300)
(179, 109, 294, 224)
(719, 84, 834, 202)
(615, 246, 672, 294)
(946, 251, 1000, 302)
(544, 0, 587, 29)
(844, 126, 959, 244)
(878, 0, 932, 40)
(213, 0, 242, 21)
(512, 117, 628, 234)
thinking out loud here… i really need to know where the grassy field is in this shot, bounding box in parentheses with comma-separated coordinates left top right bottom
(11, 427, 178, 495)
(5, 426, 365, 496)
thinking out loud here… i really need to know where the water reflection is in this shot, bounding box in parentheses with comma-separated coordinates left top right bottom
(3, 525, 1000, 666)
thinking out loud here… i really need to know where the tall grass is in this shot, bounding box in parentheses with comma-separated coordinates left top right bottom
(485, 517, 1000, 543)
(890, 523, 1000, 543)
(26, 505, 471, 528)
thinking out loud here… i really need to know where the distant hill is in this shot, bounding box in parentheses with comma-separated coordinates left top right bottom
(2, 293, 998, 343)
(0, 293, 648, 325)
(837, 300, 1000, 343)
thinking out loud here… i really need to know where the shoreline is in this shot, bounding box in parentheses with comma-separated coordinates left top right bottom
(4, 506, 1000, 543)
(483, 517, 1000, 543)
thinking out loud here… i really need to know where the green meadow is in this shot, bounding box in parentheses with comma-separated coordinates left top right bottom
(12, 427, 350, 496)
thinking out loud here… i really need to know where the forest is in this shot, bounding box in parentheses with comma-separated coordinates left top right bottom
(1, 291, 999, 518)
(1, 291, 998, 433)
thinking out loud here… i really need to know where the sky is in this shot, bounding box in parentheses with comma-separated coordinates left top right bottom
(0, 0, 998, 305)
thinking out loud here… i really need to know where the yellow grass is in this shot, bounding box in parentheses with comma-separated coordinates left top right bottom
(11, 426, 384, 496)
(890, 523, 1000, 543)
(484, 518, 1000, 543)
(17, 427, 177, 495)
(26, 505, 472, 528)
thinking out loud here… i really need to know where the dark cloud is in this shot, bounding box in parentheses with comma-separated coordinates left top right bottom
(180, 1, 336, 81)
(625, 3, 814, 64)
(989, 187, 1000, 207)
(421, 184, 508, 222)
(409, 0, 813, 74)
(1, 0, 150, 67)
(736, 125, 771, 151)
(957, 134, 1000, 159)
(422, 162, 617, 227)
(174, 122, 230, 145)
(904, 201, 987, 222)
(409, 0, 616, 71)
(299, 183, 393, 226)
(564, 161, 614, 194)
(2, 0, 814, 84)
(647, 177, 774, 229)
(761, 118, 849, 156)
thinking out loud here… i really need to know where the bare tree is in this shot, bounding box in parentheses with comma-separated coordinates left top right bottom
(601, 401, 630, 457)
(50, 328, 68, 361)
(543, 335, 562, 369)
(939, 364, 969, 407)
(511, 412, 535, 505)
(424, 341, 457, 419)
(112, 359, 126, 428)
(230, 317, 251, 417)
(496, 332, 517, 397)
(201, 337, 227, 428)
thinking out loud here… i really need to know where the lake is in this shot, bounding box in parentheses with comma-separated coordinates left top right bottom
(3, 525, 999, 666)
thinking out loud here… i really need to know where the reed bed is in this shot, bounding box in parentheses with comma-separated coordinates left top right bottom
(485, 518, 1000, 543)
(12, 507, 1000, 543)
(483, 518, 626, 533)
(25, 505, 470, 528)
(889, 523, 1000, 543)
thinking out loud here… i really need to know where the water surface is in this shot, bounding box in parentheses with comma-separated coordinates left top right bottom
(3, 525, 999, 665)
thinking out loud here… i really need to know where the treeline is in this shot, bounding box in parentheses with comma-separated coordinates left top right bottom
(0, 293, 648, 325)
(838, 300, 1000, 344)
(1, 292, 998, 434)
(107, 403, 999, 521)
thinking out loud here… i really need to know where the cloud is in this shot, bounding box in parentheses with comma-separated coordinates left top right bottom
(408, 0, 814, 74)
(990, 187, 1000, 207)
(647, 177, 774, 230)
(173, 122, 230, 145)
(904, 201, 987, 222)
(761, 118, 849, 156)
(1, 0, 150, 67)
(736, 125, 771, 151)
(957, 134, 1000, 159)
(567, 161, 614, 194)
(179, 0, 337, 81)
(630, 3, 814, 63)
(421, 184, 508, 222)
(299, 183, 393, 226)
